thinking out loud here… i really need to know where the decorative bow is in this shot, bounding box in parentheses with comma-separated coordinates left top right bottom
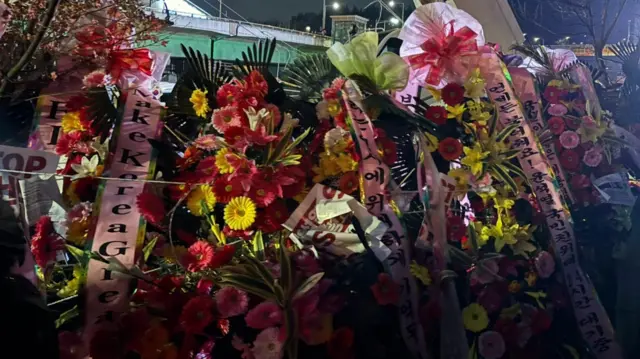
(408, 21, 478, 86)
(108, 49, 153, 81)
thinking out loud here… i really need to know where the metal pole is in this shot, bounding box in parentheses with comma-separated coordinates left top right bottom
(401, 4, 404, 22)
(322, 0, 326, 32)
(219, 0, 222, 17)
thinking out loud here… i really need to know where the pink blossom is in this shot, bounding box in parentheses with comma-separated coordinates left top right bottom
(547, 104, 568, 116)
(478, 331, 506, 359)
(212, 106, 243, 133)
(252, 327, 283, 359)
(559, 130, 580, 149)
(583, 147, 603, 167)
(245, 302, 283, 329)
(534, 251, 556, 278)
(216, 286, 249, 318)
(232, 336, 255, 359)
(194, 134, 220, 150)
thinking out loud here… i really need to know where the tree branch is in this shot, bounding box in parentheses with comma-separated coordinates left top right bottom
(0, 0, 61, 96)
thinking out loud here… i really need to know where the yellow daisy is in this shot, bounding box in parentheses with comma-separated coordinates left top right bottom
(190, 89, 210, 118)
(462, 303, 489, 333)
(187, 185, 217, 216)
(61, 112, 85, 134)
(224, 196, 257, 230)
(215, 148, 235, 174)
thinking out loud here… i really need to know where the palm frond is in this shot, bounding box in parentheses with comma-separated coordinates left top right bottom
(281, 53, 338, 102)
(232, 39, 277, 78)
(180, 44, 232, 92)
(87, 87, 120, 143)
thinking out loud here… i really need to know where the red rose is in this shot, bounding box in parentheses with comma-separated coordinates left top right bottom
(559, 149, 580, 171)
(425, 106, 448, 125)
(548, 116, 566, 135)
(438, 137, 463, 161)
(441, 83, 465, 106)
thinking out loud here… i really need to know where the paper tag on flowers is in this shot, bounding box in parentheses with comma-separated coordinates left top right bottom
(592, 173, 636, 207)
(283, 184, 390, 260)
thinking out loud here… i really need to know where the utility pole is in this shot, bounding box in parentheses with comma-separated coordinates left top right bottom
(219, 0, 223, 17)
(322, 0, 326, 32)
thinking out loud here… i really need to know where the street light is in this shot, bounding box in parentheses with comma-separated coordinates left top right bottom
(533, 37, 540, 43)
(322, 1, 340, 33)
(388, 0, 405, 22)
(305, 26, 311, 32)
(390, 17, 400, 25)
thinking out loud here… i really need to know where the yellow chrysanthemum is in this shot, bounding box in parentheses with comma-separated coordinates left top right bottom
(462, 303, 489, 333)
(464, 68, 486, 100)
(57, 266, 85, 298)
(335, 153, 358, 173)
(190, 89, 210, 118)
(425, 132, 439, 152)
(224, 196, 257, 230)
(61, 112, 86, 134)
(187, 185, 216, 216)
(447, 104, 466, 121)
(215, 148, 235, 174)
(66, 220, 89, 246)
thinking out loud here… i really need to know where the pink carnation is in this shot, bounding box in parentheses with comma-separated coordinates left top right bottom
(583, 147, 603, 167)
(194, 134, 220, 150)
(547, 104, 568, 116)
(535, 251, 556, 278)
(216, 286, 249, 318)
(478, 331, 506, 359)
(252, 327, 283, 359)
(212, 106, 243, 133)
(559, 131, 579, 149)
(245, 302, 283, 329)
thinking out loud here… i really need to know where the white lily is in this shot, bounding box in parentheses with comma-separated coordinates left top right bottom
(70, 155, 100, 180)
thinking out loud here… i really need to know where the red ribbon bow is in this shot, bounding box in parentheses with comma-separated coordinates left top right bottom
(108, 49, 153, 81)
(408, 21, 478, 86)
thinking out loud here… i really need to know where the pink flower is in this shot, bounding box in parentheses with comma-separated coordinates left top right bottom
(534, 251, 555, 278)
(583, 147, 603, 167)
(216, 286, 249, 318)
(245, 302, 283, 329)
(470, 259, 499, 286)
(559, 131, 579, 149)
(194, 134, 220, 150)
(212, 106, 243, 133)
(548, 104, 568, 116)
(548, 116, 566, 135)
(370, 273, 400, 306)
(252, 327, 283, 359)
(83, 70, 107, 88)
(478, 331, 506, 359)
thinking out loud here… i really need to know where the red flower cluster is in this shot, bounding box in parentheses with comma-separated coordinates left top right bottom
(30, 216, 64, 268)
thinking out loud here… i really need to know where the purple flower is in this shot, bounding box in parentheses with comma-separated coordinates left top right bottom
(535, 251, 556, 278)
(478, 331, 506, 359)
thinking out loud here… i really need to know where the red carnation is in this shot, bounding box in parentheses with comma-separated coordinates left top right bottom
(184, 241, 215, 272)
(426, 106, 448, 125)
(559, 149, 581, 171)
(438, 137, 463, 161)
(339, 171, 359, 195)
(31, 216, 64, 268)
(136, 192, 165, 225)
(547, 116, 566, 135)
(180, 296, 215, 333)
(370, 273, 400, 305)
(447, 215, 466, 242)
(441, 83, 465, 106)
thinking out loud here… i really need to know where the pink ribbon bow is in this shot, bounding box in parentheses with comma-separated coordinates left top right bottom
(408, 21, 478, 86)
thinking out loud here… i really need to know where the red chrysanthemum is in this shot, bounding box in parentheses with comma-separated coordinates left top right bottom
(224, 126, 247, 148)
(214, 175, 244, 203)
(257, 200, 290, 233)
(426, 106, 448, 125)
(180, 296, 215, 333)
(547, 116, 566, 135)
(212, 106, 243, 133)
(438, 137, 463, 161)
(216, 83, 242, 107)
(339, 171, 359, 194)
(56, 132, 84, 155)
(136, 192, 166, 225)
(543, 86, 566, 104)
(184, 241, 215, 272)
(447, 215, 466, 242)
(559, 149, 581, 171)
(249, 177, 278, 208)
(31, 216, 64, 268)
(377, 136, 398, 166)
(370, 273, 400, 305)
(246, 70, 269, 96)
(441, 83, 465, 106)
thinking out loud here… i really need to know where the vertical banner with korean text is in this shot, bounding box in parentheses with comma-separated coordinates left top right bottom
(84, 91, 163, 338)
(480, 51, 622, 359)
